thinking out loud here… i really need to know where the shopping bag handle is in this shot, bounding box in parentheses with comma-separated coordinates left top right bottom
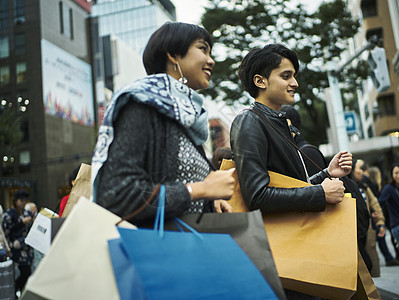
(154, 185, 203, 240)
(116, 184, 161, 226)
(173, 218, 203, 240)
(154, 185, 166, 237)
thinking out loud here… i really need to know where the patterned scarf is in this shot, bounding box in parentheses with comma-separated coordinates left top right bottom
(91, 74, 209, 194)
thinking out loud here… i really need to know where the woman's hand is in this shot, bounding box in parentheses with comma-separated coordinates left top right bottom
(377, 226, 386, 238)
(327, 150, 352, 178)
(214, 200, 234, 213)
(188, 168, 235, 201)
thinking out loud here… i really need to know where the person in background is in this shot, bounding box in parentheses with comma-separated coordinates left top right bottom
(24, 202, 37, 219)
(351, 159, 387, 277)
(2, 189, 34, 296)
(58, 166, 80, 217)
(212, 147, 233, 170)
(366, 165, 399, 266)
(92, 22, 235, 225)
(379, 162, 399, 261)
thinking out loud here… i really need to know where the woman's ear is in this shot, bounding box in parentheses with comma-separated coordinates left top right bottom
(166, 53, 178, 65)
(253, 74, 267, 89)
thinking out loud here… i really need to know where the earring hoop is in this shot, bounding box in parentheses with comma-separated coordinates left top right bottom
(176, 62, 188, 84)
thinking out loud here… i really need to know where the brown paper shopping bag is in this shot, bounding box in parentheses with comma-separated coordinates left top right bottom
(220, 159, 358, 299)
(62, 163, 92, 217)
(21, 197, 135, 300)
(352, 251, 381, 300)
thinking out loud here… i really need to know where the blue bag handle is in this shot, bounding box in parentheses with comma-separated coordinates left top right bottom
(154, 185, 203, 240)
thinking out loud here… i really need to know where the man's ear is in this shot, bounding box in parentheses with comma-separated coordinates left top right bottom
(253, 74, 267, 89)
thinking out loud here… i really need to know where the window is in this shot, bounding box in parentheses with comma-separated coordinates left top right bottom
(16, 62, 27, 83)
(15, 33, 26, 55)
(0, 0, 8, 29)
(1, 155, 14, 175)
(0, 36, 9, 58)
(0, 65, 10, 86)
(367, 125, 374, 138)
(59, 1, 73, 39)
(366, 28, 383, 47)
(19, 150, 30, 173)
(377, 94, 396, 116)
(361, 0, 377, 18)
(364, 103, 370, 119)
(14, 0, 25, 24)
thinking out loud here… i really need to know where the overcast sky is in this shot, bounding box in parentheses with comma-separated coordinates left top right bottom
(171, 0, 322, 25)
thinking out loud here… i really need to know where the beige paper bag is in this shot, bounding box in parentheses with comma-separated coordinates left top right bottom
(21, 197, 135, 300)
(62, 163, 92, 217)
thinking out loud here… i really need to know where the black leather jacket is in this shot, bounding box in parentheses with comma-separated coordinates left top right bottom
(230, 102, 327, 213)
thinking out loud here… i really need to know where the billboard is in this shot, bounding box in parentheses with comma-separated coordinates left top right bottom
(41, 39, 94, 127)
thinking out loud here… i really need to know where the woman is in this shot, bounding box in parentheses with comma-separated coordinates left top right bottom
(351, 159, 386, 276)
(379, 163, 399, 253)
(92, 22, 235, 224)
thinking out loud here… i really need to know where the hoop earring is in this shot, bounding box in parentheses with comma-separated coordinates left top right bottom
(176, 62, 188, 84)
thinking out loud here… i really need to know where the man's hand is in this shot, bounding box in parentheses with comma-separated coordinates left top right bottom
(327, 150, 353, 178)
(321, 178, 345, 204)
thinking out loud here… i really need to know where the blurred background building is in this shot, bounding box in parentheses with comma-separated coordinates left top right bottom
(0, 0, 96, 210)
(321, 0, 399, 180)
(0, 0, 174, 210)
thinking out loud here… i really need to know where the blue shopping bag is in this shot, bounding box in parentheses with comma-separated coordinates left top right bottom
(108, 238, 147, 300)
(115, 185, 277, 300)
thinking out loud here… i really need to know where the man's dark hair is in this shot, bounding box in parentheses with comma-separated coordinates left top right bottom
(143, 22, 213, 75)
(238, 44, 299, 98)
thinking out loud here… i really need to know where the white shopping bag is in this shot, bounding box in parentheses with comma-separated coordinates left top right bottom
(25, 208, 58, 255)
(21, 197, 136, 300)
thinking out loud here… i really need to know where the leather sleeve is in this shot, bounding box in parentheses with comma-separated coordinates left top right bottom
(230, 112, 326, 213)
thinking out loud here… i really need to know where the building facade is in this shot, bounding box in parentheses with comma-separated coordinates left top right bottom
(0, 0, 96, 210)
(91, 0, 176, 55)
(349, 0, 399, 137)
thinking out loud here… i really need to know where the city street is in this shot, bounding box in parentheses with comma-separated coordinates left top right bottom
(374, 230, 399, 299)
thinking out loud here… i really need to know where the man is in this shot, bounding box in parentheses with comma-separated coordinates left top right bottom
(230, 44, 352, 215)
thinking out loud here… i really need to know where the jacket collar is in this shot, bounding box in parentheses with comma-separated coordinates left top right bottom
(252, 101, 287, 119)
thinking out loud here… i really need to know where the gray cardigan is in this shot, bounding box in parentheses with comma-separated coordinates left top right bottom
(96, 97, 206, 225)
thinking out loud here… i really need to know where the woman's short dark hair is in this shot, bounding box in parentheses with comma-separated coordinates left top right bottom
(238, 44, 299, 98)
(143, 22, 213, 75)
(390, 162, 399, 185)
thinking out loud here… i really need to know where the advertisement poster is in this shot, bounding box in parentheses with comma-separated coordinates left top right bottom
(41, 39, 94, 127)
